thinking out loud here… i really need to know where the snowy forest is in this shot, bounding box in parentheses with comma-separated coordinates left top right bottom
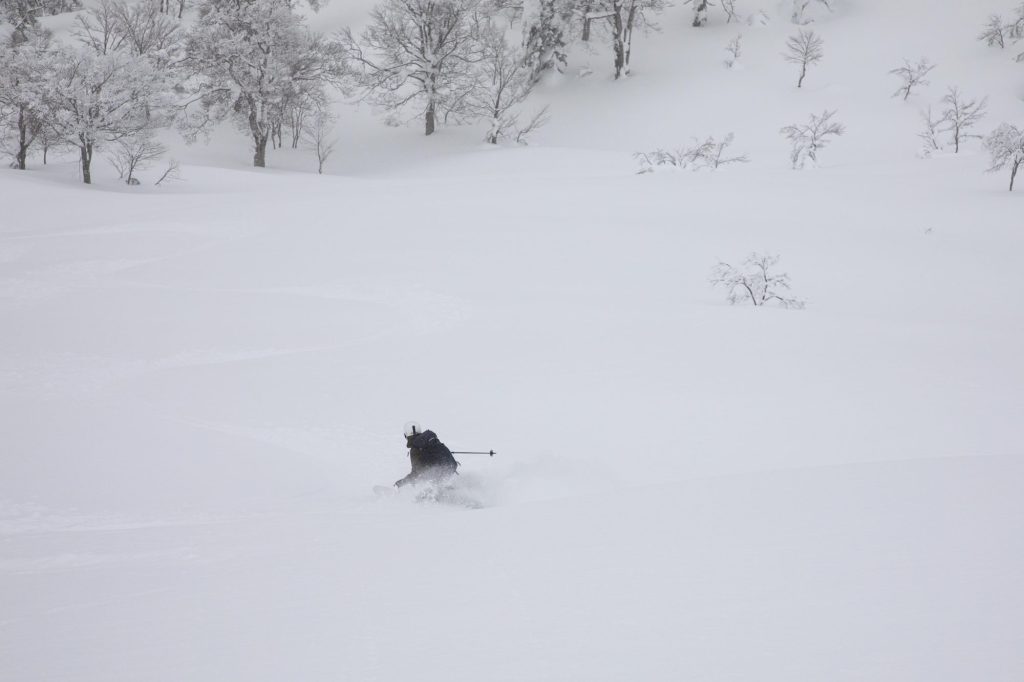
(2, 0, 1023, 681)
(3, 0, 1024, 185)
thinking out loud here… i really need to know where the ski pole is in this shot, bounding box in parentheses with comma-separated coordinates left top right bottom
(450, 450, 496, 457)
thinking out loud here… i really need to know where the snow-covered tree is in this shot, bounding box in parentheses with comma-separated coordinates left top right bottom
(46, 47, 167, 183)
(979, 15, 1007, 48)
(710, 253, 805, 309)
(587, 0, 667, 79)
(341, 0, 482, 136)
(468, 20, 542, 143)
(0, 36, 52, 170)
(182, 0, 342, 166)
(1009, 4, 1024, 60)
(889, 57, 934, 101)
(2, 0, 81, 41)
(940, 86, 987, 153)
(984, 123, 1024, 191)
(521, 0, 574, 82)
(784, 28, 823, 88)
(780, 109, 844, 169)
(689, 0, 710, 27)
(980, 5, 1024, 60)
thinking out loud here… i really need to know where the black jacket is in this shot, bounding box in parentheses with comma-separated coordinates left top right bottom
(395, 430, 459, 487)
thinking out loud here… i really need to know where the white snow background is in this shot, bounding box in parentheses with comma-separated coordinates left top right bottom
(2, 0, 1023, 680)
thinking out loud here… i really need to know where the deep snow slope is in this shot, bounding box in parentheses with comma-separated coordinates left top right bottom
(3, 0, 1024, 679)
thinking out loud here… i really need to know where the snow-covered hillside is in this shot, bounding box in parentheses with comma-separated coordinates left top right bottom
(2, 0, 1023, 680)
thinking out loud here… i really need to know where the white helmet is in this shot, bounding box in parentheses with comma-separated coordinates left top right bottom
(403, 421, 422, 438)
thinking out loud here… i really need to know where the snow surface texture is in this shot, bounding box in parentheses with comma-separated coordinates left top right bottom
(2, 0, 1024, 680)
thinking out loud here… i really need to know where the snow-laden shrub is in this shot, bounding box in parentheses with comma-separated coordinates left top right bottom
(711, 253, 806, 309)
(780, 110, 844, 169)
(635, 134, 749, 173)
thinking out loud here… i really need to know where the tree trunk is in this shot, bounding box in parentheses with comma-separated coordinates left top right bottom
(253, 133, 268, 167)
(1011, 161, 1020, 192)
(623, 4, 637, 77)
(582, 1, 592, 41)
(80, 142, 93, 184)
(425, 100, 436, 136)
(693, 0, 709, 27)
(797, 63, 806, 88)
(611, 7, 625, 79)
(15, 107, 31, 170)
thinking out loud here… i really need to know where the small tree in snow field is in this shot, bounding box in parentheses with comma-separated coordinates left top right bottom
(784, 29, 823, 88)
(889, 58, 935, 101)
(711, 253, 805, 309)
(106, 131, 166, 184)
(302, 108, 337, 175)
(940, 87, 987, 153)
(780, 110, 845, 169)
(724, 33, 742, 68)
(918, 106, 944, 155)
(984, 123, 1024, 191)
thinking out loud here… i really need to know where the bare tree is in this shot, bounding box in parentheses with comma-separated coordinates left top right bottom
(784, 28, 823, 88)
(72, 0, 128, 55)
(301, 107, 337, 174)
(106, 131, 166, 184)
(710, 253, 805, 309)
(340, 0, 482, 136)
(513, 105, 550, 144)
(979, 15, 1006, 48)
(889, 57, 934, 101)
(918, 106, 943, 155)
(780, 109, 844, 169)
(112, 0, 180, 60)
(940, 86, 987, 153)
(154, 158, 181, 185)
(984, 123, 1024, 191)
(724, 33, 741, 68)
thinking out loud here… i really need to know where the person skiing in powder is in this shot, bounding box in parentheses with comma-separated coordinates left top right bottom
(395, 422, 459, 488)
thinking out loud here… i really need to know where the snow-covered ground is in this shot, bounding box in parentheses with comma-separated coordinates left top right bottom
(2, 0, 1023, 679)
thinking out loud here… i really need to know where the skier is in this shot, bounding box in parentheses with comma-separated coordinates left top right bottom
(395, 422, 459, 488)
